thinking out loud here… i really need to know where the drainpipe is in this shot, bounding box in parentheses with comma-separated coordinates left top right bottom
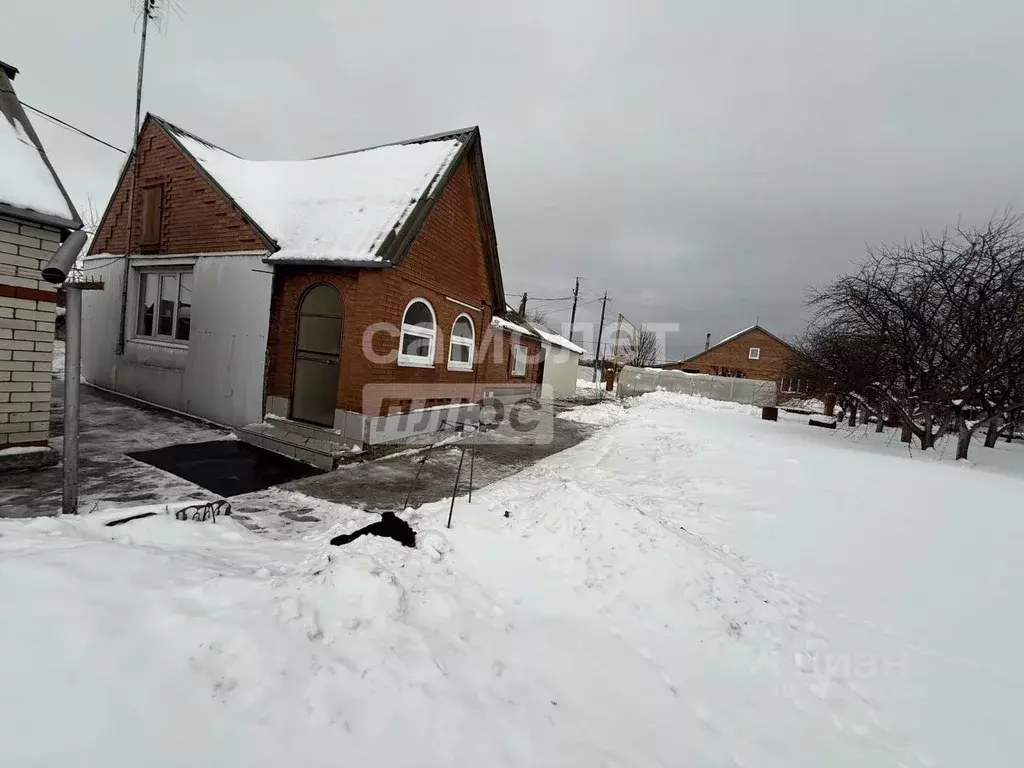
(41, 230, 89, 515)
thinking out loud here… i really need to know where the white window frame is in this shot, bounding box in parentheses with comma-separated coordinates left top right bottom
(748, 347, 760, 360)
(511, 344, 528, 377)
(781, 377, 806, 394)
(397, 298, 437, 368)
(447, 313, 475, 371)
(133, 266, 194, 346)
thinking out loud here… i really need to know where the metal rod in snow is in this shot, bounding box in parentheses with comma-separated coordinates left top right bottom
(447, 447, 466, 529)
(467, 444, 475, 503)
(62, 288, 83, 515)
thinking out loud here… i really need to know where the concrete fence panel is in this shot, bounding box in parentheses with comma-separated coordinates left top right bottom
(617, 366, 777, 406)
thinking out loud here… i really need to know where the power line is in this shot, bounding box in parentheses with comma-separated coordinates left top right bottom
(503, 293, 574, 302)
(0, 90, 127, 154)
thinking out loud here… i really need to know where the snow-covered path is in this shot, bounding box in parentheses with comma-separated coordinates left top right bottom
(0, 392, 1018, 766)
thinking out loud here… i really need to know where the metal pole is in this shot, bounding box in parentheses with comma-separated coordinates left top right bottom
(467, 444, 476, 503)
(592, 291, 608, 383)
(447, 447, 466, 529)
(568, 276, 580, 340)
(116, 1, 152, 355)
(62, 287, 82, 515)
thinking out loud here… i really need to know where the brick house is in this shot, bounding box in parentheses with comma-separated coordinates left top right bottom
(82, 114, 541, 467)
(0, 60, 82, 468)
(663, 324, 808, 396)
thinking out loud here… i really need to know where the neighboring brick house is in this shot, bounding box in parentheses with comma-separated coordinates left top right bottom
(664, 324, 808, 396)
(83, 114, 540, 467)
(0, 60, 82, 469)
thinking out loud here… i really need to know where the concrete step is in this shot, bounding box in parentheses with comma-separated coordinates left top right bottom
(238, 419, 359, 471)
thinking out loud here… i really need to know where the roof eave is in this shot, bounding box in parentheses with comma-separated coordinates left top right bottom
(0, 202, 81, 234)
(264, 256, 391, 269)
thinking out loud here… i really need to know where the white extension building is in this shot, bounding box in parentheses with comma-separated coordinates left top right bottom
(526, 321, 585, 400)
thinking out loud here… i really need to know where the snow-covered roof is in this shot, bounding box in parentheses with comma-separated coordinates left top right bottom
(491, 316, 536, 337)
(678, 324, 794, 365)
(712, 324, 759, 348)
(0, 65, 79, 226)
(526, 322, 586, 355)
(163, 120, 464, 265)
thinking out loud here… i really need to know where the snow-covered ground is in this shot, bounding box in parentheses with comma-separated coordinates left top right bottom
(51, 339, 65, 378)
(1, 391, 1019, 766)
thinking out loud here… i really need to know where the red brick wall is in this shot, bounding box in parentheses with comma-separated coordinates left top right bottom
(264, 154, 539, 418)
(664, 328, 795, 381)
(89, 121, 266, 256)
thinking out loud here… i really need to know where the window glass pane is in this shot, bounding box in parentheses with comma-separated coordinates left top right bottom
(452, 316, 473, 339)
(301, 285, 340, 316)
(403, 300, 433, 330)
(450, 342, 470, 364)
(513, 345, 527, 375)
(298, 316, 341, 354)
(158, 274, 178, 336)
(401, 332, 431, 359)
(137, 273, 157, 336)
(175, 272, 192, 341)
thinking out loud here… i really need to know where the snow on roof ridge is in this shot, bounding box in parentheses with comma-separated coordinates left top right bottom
(713, 323, 760, 347)
(162, 119, 465, 264)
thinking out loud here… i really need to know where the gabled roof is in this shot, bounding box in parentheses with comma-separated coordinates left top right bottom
(146, 115, 506, 311)
(158, 115, 466, 266)
(677, 324, 795, 365)
(0, 63, 81, 230)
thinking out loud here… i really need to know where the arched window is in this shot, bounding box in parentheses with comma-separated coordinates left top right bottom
(398, 298, 436, 367)
(448, 313, 475, 371)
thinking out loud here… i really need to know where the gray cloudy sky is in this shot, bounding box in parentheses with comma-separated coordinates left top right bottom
(7, 0, 1024, 360)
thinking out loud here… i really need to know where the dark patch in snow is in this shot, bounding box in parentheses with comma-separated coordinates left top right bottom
(330, 511, 416, 548)
(128, 440, 321, 497)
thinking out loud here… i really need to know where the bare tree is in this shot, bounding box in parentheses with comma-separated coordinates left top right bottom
(525, 309, 549, 326)
(801, 212, 1024, 459)
(621, 325, 662, 367)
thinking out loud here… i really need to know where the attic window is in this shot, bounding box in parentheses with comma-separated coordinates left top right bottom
(140, 185, 163, 248)
(748, 347, 760, 360)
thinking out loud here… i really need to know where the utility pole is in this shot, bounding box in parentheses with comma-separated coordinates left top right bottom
(517, 292, 527, 319)
(593, 291, 608, 383)
(568, 276, 580, 340)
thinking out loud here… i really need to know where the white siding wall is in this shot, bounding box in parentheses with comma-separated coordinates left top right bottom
(540, 343, 580, 400)
(81, 253, 271, 427)
(0, 216, 59, 447)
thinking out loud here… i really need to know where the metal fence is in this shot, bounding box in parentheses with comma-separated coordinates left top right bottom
(616, 366, 777, 406)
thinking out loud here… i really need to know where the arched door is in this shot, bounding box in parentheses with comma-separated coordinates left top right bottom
(291, 284, 341, 427)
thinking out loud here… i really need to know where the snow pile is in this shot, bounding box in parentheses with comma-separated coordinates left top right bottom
(0, 112, 74, 220)
(574, 376, 615, 397)
(1, 391, 1021, 765)
(632, 388, 761, 416)
(169, 126, 461, 264)
(558, 400, 629, 426)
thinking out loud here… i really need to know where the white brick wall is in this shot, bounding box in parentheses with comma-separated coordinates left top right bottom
(0, 215, 60, 447)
